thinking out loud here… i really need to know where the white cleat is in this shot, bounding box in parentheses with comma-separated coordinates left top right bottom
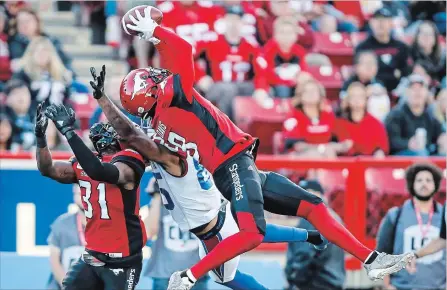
(167, 271, 195, 290)
(364, 252, 415, 281)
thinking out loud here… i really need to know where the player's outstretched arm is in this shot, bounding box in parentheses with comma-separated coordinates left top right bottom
(89, 66, 176, 165)
(125, 9, 194, 98)
(45, 104, 126, 185)
(35, 103, 77, 184)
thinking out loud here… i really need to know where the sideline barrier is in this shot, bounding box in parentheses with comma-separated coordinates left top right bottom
(1, 152, 445, 270)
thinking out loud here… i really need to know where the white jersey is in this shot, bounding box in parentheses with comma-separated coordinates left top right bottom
(150, 154, 222, 231)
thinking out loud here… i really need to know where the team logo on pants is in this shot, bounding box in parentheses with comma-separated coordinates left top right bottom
(229, 164, 244, 201)
(111, 268, 124, 276)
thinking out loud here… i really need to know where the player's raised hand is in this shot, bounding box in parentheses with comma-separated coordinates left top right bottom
(126, 6, 158, 39)
(45, 104, 76, 136)
(90, 65, 106, 99)
(34, 102, 48, 138)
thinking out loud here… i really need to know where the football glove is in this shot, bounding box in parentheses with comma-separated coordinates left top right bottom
(126, 6, 159, 40)
(89, 65, 106, 99)
(45, 104, 76, 136)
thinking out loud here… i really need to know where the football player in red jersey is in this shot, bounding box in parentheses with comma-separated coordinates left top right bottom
(194, 5, 269, 119)
(98, 6, 412, 289)
(35, 103, 146, 290)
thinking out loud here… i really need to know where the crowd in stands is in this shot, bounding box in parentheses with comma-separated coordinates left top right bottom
(0, 0, 445, 160)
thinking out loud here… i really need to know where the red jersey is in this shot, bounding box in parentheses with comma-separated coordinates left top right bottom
(334, 113, 389, 156)
(159, 1, 220, 45)
(70, 149, 147, 257)
(0, 33, 11, 82)
(263, 39, 307, 87)
(282, 108, 336, 144)
(195, 35, 268, 89)
(152, 27, 257, 174)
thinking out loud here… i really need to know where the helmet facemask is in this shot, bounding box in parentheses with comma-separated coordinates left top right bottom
(89, 123, 122, 156)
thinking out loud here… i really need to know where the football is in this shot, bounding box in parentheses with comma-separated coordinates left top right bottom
(122, 5, 163, 36)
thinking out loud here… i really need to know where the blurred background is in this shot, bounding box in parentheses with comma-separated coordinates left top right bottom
(0, 0, 446, 289)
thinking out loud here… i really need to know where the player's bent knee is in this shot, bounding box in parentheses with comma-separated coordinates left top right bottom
(237, 231, 264, 251)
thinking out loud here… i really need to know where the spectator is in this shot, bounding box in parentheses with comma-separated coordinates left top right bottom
(433, 89, 447, 131)
(0, 7, 11, 87)
(0, 114, 13, 151)
(8, 8, 72, 72)
(143, 178, 209, 290)
(365, 83, 391, 122)
(263, 16, 307, 98)
(47, 184, 86, 289)
(394, 60, 438, 101)
(355, 7, 411, 91)
(285, 180, 345, 290)
(308, 2, 359, 33)
(377, 163, 445, 290)
(385, 74, 447, 156)
(411, 21, 446, 82)
(256, 0, 314, 48)
(282, 80, 350, 158)
(4, 79, 35, 151)
(13, 36, 72, 108)
(340, 50, 386, 99)
(408, 201, 446, 273)
(194, 5, 269, 119)
(335, 82, 389, 157)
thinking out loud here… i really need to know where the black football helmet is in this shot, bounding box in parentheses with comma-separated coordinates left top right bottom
(89, 123, 121, 155)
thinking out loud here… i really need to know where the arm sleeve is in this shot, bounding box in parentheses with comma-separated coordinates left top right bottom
(440, 203, 446, 240)
(153, 26, 194, 100)
(66, 132, 120, 184)
(376, 211, 396, 254)
(385, 112, 409, 153)
(284, 219, 316, 285)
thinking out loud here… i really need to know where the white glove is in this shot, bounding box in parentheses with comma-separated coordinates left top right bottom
(126, 6, 159, 40)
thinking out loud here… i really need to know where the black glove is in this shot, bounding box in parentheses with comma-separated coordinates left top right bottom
(45, 104, 76, 136)
(90, 65, 106, 99)
(35, 102, 48, 148)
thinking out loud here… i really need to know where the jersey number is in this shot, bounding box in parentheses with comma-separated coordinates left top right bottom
(79, 180, 110, 219)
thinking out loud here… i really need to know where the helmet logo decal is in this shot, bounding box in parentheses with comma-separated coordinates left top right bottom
(131, 71, 148, 100)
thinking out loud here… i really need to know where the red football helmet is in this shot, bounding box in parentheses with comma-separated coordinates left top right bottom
(120, 67, 171, 118)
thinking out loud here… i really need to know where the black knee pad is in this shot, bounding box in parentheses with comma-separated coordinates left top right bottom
(262, 171, 323, 216)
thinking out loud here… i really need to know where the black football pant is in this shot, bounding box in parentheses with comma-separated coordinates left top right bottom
(213, 151, 323, 234)
(62, 258, 141, 290)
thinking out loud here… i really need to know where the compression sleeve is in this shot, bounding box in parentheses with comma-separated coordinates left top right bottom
(153, 26, 194, 100)
(66, 132, 120, 184)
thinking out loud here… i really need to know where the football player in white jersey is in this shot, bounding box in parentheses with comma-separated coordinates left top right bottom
(90, 81, 327, 289)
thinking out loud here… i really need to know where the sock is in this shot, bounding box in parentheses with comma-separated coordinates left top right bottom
(297, 201, 373, 261)
(307, 230, 324, 246)
(365, 251, 379, 264)
(263, 224, 308, 243)
(221, 270, 268, 290)
(190, 231, 264, 279)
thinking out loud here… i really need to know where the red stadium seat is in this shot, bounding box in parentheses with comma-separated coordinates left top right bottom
(306, 65, 343, 101)
(312, 32, 355, 66)
(70, 93, 97, 130)
(233, 97, 288, 154)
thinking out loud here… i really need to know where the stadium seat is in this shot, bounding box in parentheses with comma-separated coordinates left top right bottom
(312, 32, 355, 66)
(306, 65, 343, 101)
(233, 97, 288, 154)
(70, 92, 97, 130)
